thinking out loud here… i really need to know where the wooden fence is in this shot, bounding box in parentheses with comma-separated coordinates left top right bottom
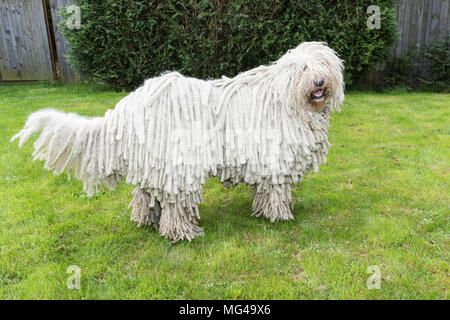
(0, 0, 54, 81)
(0, 0, 449, 82)
(0, 0, 78, 82)
(393, 0, 449, 57)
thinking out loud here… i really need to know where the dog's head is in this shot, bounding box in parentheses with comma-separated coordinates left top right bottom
(278, 42, 344, 113)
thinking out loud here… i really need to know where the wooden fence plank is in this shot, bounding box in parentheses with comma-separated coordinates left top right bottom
(0, 1, 11, 79)
(30, 0, 53, 80)
(22, 0, 40, 77)
(15, 0, 31, 79)
(431, 0, 442, 39)
(420, 1, 430, 48)
(27, 0, 45, 80)
(416, 0, 425, 48)
(408, 0, 419, 50)
(22, 0, 42, 77)
(390, 0, 399, 55)
(402, 0, 412, 52)
(425, 1, 435, 43)
(8, 0, 24, 79)
(439, 0, 449, 38)
(396, 0, 406, 56)
(1, 0, 19, 80)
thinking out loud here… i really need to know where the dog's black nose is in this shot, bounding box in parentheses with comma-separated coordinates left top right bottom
(314, 79, 324, 87)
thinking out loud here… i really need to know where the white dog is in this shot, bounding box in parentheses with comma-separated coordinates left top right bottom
(12, 42, 344, 241)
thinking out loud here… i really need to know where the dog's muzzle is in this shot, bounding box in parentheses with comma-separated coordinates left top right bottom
(311, 79, 325, 100)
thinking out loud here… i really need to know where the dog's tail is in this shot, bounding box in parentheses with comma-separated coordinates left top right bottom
(11, 109, 120, 195)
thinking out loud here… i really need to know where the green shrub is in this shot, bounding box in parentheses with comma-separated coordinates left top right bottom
(383, 35, 449, 92)
(419, 34, 450, 92)
(62, 0, 396, 90)
(383, 48, 419, 89)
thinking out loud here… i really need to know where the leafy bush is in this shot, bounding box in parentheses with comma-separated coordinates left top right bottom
(383, 48, 419, 89)
(62, 0, 396, 89)
(383, 35, 449, 92)
(419, 34, 450, 92)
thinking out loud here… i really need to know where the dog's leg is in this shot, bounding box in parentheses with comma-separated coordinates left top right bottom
(129, 187, 162, 228)
(158, 192, 204, 242)
(252, 183, 294, 222)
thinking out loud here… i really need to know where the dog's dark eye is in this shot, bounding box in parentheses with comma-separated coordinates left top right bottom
(303, 65, 308, 71)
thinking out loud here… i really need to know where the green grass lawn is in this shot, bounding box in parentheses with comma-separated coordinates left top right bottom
(0, 82, 448, 299)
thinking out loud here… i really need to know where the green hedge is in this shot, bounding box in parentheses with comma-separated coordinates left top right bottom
(62, 0, 396, 89)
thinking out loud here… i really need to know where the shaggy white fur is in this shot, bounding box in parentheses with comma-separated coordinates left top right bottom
(12, 42, 344, 241)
